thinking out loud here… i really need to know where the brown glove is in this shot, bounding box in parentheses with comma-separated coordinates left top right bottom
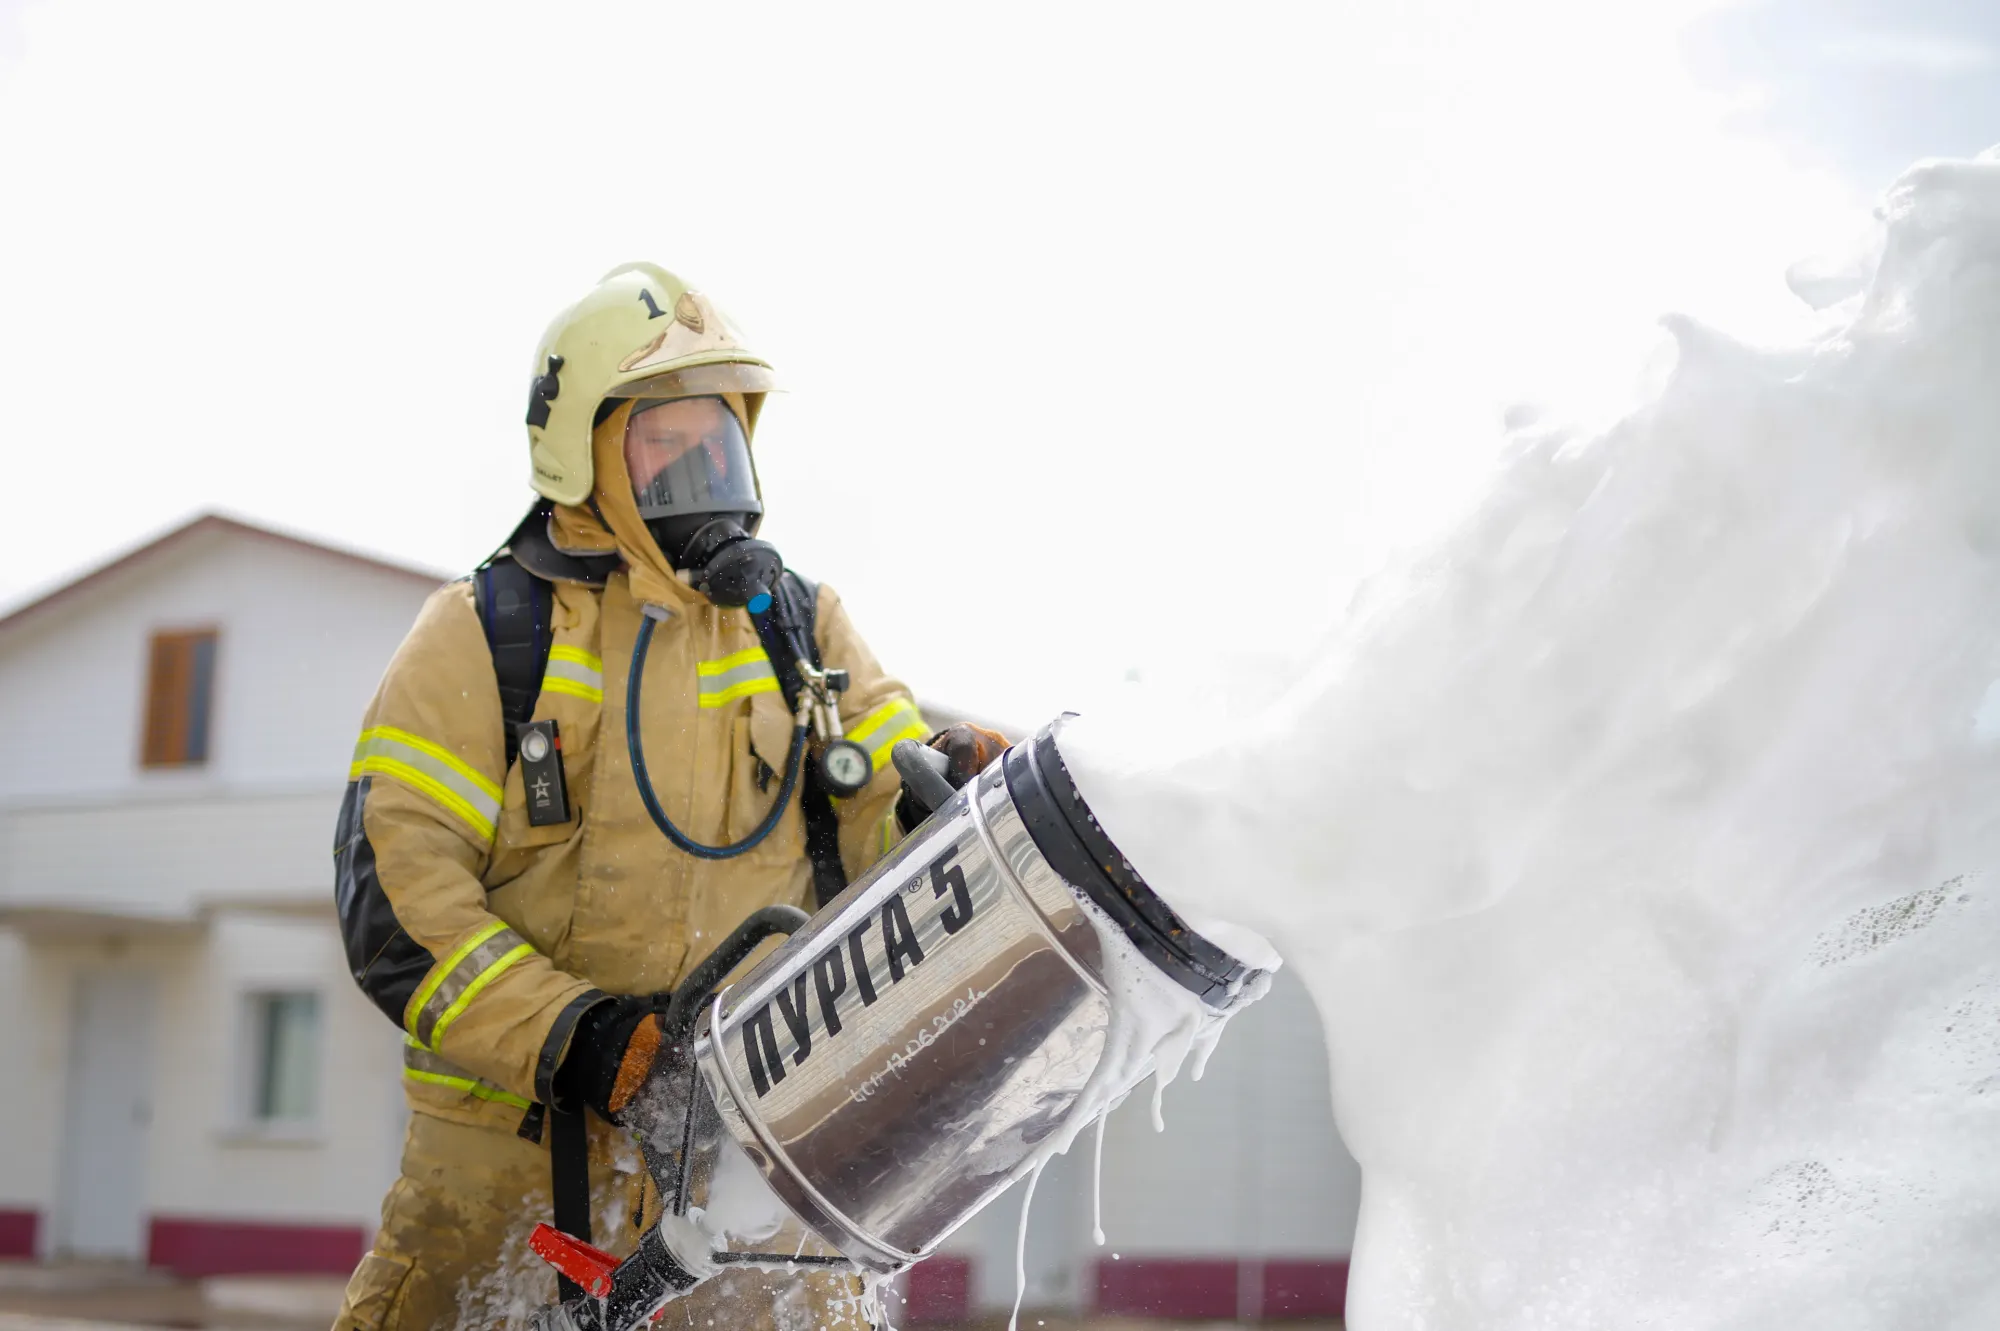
(898, 724, 1010, 830)
(931, 724, 1010, 787)
(553, 994, 664, 1121)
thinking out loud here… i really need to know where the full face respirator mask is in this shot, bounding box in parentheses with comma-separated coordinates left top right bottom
(622, 395, 782, 610)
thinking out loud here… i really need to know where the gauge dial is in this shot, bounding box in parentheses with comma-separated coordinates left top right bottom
(818, 740, 872, 797)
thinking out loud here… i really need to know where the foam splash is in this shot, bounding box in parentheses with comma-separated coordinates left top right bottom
(1062, 151, 2000, 1328)
(1090, 1113, 1108, 1248)
(1000, 868, 1277, 1331)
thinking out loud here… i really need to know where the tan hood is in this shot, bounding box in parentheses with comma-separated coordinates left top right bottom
(547, 392, 754, 611)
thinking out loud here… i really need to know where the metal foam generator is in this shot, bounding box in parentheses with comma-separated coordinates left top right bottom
(529, 719, 1267, 1331)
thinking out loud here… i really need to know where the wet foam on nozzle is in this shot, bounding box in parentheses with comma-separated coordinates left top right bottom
(1059, 150, 2000, 1329)
(996, 866, 1276, 1331)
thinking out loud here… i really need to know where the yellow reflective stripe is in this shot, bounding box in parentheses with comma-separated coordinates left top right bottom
(353, 726, 502, 800)
(406, 920, 507, 1039)
(541, 675, 603, 704)
(696, 647, 771, 675)
(349, 726, 501, 842)
(411, 925, 532, 1047)
(848, 698, 925, 744)
(867, 720, 929, 771)
(697, 647, 780, 708)
(699, 676, 781, 707)
(427, 942, 535, 1050)
(401, 1039, 532, 1109)
(402, 1067, 531, 1110)
(543, 645, 604, 704)
(849, 699, 930, 771)
(350, 756, 498, 842)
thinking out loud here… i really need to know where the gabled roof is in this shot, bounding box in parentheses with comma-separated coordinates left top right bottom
(0, 512, 449, 640)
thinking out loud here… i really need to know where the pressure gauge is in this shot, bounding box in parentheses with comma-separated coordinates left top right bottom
(817, 740, 873, 798)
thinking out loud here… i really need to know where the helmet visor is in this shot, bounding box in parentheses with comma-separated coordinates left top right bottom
(622, 396, 762, 520)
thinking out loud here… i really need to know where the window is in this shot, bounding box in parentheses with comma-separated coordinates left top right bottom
(249, 992, 320, 1123)
(141, 629, 218, 768)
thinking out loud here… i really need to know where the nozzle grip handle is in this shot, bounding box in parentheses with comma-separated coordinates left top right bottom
(893, 739, 956, 815)
(660, 904, 810, 1047)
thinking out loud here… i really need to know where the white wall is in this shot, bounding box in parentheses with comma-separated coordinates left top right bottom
(0, 793, 342, 917)
(148, 914, 404, 1226)
(0, 523, 438, 804)
(0, 928, 62, 1213)
(0, 918, 404, 1243)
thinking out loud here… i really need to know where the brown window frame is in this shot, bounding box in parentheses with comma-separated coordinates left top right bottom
(141, 627, 221, 769)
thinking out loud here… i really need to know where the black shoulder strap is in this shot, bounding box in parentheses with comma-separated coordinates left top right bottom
(473, 555, 553, 765)
(751, 571, 848, 909)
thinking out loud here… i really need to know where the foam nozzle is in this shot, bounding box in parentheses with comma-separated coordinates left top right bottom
(1003, 720, 1258, 1005)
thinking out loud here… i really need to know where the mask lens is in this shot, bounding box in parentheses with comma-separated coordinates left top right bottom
(622, 396, 761, 520)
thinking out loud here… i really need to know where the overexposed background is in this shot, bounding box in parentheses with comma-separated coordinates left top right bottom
(2, 0, 1993, 726)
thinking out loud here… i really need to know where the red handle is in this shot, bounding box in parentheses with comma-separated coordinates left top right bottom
(529, 1222, 621, 1299)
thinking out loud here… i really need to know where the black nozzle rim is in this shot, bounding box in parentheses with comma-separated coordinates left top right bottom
(1002, 721, 1252, 1006)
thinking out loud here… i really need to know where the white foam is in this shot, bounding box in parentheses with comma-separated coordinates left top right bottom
(1063, 150, 2000, 1328)
(1009, 1160, 1041, 1331)
(1090, 1113, 1108, 1248)
(693, 1135, 790, 1245)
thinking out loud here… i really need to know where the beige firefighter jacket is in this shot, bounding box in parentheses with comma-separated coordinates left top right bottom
(334, 547, 925, 1121)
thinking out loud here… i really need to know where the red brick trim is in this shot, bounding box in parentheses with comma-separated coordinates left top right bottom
(1096, 1258, 1239, 1320)
(1262, 1258, 1350, 1319)
(902, 1253, 971, 1324)
(146, 1216, 367, 1276)
(1093, 1257, 1348, 1320)
(0, 1209, 36, 1258)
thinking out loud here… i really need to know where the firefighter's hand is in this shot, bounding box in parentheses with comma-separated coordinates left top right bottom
(931, 724, 1009, 788)
(898, 724, 1009, 829)
(554, 995, 664, 1122)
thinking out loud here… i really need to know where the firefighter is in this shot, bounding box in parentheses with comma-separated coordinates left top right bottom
(331, 263, 1004, 1329)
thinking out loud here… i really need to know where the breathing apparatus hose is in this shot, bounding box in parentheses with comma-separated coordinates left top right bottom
(628, 609, 810, 860)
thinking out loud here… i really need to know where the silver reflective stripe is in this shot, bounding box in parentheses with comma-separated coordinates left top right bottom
(402, 1040, 530, 1109)
(698, 650, 780, 708)
(408, 924, 534, 1049)
(349, 726, 502, 842)
(542, 647, 603, 703)
(849, 699, 929, 771)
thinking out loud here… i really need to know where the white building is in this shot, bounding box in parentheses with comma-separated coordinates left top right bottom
(0, 513, 1359, 1319)
(0, 514, 439, 1277)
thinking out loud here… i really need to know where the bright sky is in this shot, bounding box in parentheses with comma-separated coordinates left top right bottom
(1, 0, 1948, 728)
